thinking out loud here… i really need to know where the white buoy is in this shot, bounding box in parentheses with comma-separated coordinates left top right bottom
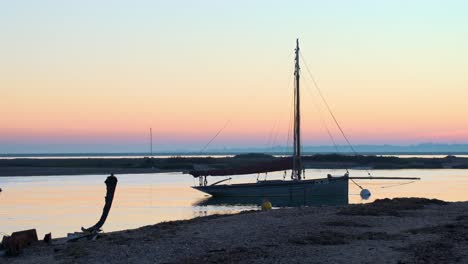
(360, 189, 371, 200)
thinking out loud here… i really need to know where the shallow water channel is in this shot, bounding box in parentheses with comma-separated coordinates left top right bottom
(1, 169, 468, 238)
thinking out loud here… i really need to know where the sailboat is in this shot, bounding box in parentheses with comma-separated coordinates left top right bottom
(190, 39, 349, 203)
(189, 39, 418, 204)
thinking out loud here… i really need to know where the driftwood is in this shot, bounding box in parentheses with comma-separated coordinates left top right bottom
(68, 174, 118, 241)
(82, 174, 118, 233)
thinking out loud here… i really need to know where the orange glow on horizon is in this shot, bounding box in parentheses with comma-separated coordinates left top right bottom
(2, 1, 468, 151)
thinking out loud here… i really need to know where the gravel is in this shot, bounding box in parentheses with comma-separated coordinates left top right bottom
(2, 198, 468, 264)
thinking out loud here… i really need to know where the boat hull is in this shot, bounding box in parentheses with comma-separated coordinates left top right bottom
(192, 177, 349, 206)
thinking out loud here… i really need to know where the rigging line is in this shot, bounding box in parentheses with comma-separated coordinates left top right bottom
(299, 52, 358, 155)
(272, 120, 280, 150)
(263, 50, 295, 154)
(277, 70, 293, 153)
(350, 178, 364, 190)
(271, 119, 281, 150)
(266, 119, 278, 148)
(286, 98, 293, 155)
(272, 66, 292, 151)
(285, 62, 295, 155)
(301, 76, 340, 153)
(199, 120, 231, 153)
(381, 181, 416, 189)
(300, 51, 373, 177)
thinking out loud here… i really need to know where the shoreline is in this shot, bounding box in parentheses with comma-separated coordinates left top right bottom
(0, 165, 466, 177)
(0, 167, 179, 177)
(3, 198, 468, 263)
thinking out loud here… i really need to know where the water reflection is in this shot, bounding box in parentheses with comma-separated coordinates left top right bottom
(194, 195, 349, 207)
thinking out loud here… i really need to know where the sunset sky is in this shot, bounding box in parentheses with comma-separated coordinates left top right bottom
(1, 0, 467, 153)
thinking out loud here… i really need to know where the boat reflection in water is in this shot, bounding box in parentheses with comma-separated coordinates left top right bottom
(194, 193, 349, 208)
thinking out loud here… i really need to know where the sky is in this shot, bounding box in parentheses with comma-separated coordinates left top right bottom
(1, 0, 467, 153)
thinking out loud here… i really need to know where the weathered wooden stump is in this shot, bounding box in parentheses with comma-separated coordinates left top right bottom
(68, 174, 118, 242)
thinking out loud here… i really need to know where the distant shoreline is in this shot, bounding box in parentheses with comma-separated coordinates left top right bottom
(2, 151, 468, 158)
(1, 154, 467, 177)
(0, 167, 179, 177)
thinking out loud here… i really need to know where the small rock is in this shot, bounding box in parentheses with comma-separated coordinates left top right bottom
(43, 233, 52, 244)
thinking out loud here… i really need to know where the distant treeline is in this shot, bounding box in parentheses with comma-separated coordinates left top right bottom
(0, 153, 467, 171)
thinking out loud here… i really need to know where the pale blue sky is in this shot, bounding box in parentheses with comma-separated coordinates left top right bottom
(1, 0, 467, 153)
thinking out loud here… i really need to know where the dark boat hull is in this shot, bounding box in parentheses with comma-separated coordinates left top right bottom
(192, 176, 348, 206)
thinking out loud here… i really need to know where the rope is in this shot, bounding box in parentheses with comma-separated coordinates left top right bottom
(381, 181, 416, 189)
(300, 52, 358, 154)
(301, 76, 340, 153)
(286, 95, 294, 153)
(265, 51, 295, 154)
(300, 51, 372, 177)
(285, 60, 295, 156)
(350, 178, 364, 190)
(266, 119, 278, 148)
(271, 119, 281, 150)
(200, 120, 230, 153)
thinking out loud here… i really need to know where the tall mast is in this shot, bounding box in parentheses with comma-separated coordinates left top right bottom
(293, 39, 302, 180)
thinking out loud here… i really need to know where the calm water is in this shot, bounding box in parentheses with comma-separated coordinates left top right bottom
(1, 169, 468, 238)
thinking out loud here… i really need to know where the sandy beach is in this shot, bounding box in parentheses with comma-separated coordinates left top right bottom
(2, 198, 467, 264)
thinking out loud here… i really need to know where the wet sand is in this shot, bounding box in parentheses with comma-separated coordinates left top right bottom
(2, 198, 468, 264)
